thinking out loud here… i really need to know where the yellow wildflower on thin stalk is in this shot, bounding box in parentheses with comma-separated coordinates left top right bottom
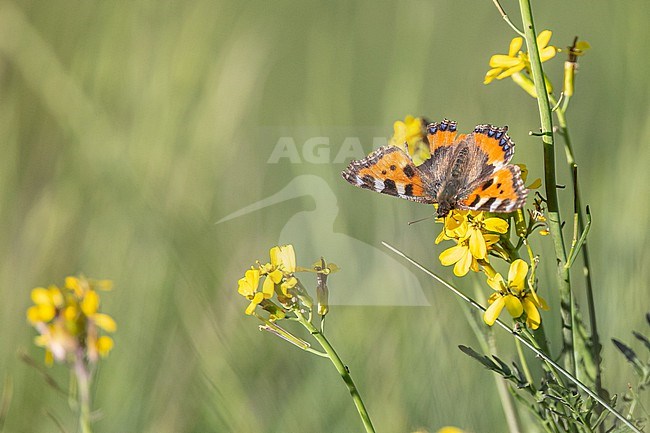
(236, 245, 374, 433)
(27, 276, 116, 433)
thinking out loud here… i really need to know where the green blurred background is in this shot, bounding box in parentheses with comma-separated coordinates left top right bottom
(2, 1, 649, 431)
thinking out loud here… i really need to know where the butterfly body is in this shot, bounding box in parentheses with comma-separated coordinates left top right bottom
(341, 119, 527, 217)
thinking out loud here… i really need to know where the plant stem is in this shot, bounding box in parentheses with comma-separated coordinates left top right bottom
(74, 351, 92, 433)
(552, 98, 603, 397)
(294, 311, 375, 433)
(466, 287, 523, 433)
(517, 0, 575, 375)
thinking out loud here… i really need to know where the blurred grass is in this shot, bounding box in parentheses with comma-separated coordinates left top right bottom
(1, 0, 649, 432)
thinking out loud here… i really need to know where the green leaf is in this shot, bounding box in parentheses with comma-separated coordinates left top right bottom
(458, 345, 499, 372)
(612, 338, 645, 376)
(632, 331, 650, 352)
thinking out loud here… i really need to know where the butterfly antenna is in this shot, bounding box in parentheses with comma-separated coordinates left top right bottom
(407, 215, 434, 225)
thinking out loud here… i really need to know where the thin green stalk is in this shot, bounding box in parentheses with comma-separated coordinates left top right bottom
(73, 351, 92, 433)
(552, 97, 603, 398)
(514, 338, 533, 385)
(517, 0, 575, 375)
(466, 287, 523, 433)
(382, 242, 643, 433)
(294, 311, 375, 433)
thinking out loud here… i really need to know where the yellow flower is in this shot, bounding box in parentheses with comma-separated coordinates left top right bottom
(437, 211, 503, 275)
(237, 268, 275, 315)
(270, 244, 296, 274)
(483, 259, 548, 329)
(28, 276, 116, 364)
(26, 286, 64, 324)
(435, 210, 470, 244)
(437, 428, 469, 433)
(466, 212, 508, 260)
(484, 30, 557, 84)
(439, 227, 481, 277)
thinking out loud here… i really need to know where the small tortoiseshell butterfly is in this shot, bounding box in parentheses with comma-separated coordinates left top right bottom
(341, 119, 527, 217)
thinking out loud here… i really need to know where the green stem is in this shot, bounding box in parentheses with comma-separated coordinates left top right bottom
(74, 351, 92, 433)
(294, 311, 376, 433)
(552, 97, 603, 398)
(514, 338, 534, 385)
(517, 0, 575, 375)
(467, 287, 523, 433)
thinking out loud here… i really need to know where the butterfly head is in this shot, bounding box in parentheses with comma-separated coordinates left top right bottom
(436, 200, 456, 218)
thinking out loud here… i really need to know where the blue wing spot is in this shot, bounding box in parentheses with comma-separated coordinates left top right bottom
(427, 125, 437, 135)
(502, 144, 510, 151)
(499, 137, 508, 147)
(495, 131, 504, 139)
(487, 129, 495, 137)
(439, 122, 448, 131)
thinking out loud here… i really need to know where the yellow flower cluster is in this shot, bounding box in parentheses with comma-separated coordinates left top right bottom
(435, 211, 548, 329)
(237, 245, 339, 321)
(436, 211, 507, 277)
(27, 276, 116, 365)
(238, 245, 299, 319)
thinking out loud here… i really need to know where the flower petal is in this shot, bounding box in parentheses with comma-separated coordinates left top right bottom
(508, 37, 523, 56)
(484, 68, 503, 84)
(540, 46, 557, 62)
(31, 288, 50, 305)
(97, 336, 114, 357)
(81, 290, 99, 317)
(270, 245, 296, 273)
(508, 259, 528, 292)
(468, 229, 487, 259)
(484, 297, 506, 326)
(94, 313, 117, 332)
(536, 30, 552, 49)
(523, 298, 541, 329)
(269, 269, 283, 284)
(487, 274, 506, 292)
(484, 217, 509, 234)
(453, 249, 474, 277)
(490, 55, 522, 68)
(439, 245, 466, 266)
(245, 269, 260, 290)
(496, 63, 526, 79)
(262, 276, 275, 298)
(504, 295, 524, 318)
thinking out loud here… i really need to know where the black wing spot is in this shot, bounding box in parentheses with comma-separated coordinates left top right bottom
(481, 178, 494, 191)
(484, 197, 497, 209)
(404, 184, 414, 195)
(383, 179, 397, 194)
(468, 195, 481, 208)
(403, 164, 415, 178)
(389, 164, 397, 171)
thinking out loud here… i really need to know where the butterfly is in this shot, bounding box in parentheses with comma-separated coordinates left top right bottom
(341, 119, 527, 217)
